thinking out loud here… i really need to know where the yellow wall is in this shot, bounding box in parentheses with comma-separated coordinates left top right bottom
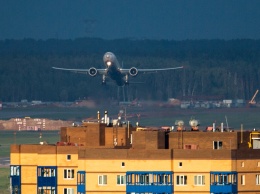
(12, 151, 236, 193)
(173, 159, 233, 193)
(21, 185, 36, 194)
(81, 159, 172, 192)
(10, 153, 20, 165)
(237, 172, 260, 192)
(83, 159, 172, 172)
(37, 154, 57, 166)
(21, 166, 37, 184)
(57, 167, 77, 185)
(11, 146, 260, 193)
(237, 159, 260, 171)
(173, 172, 209, 192)
(173, 159, 233, 172)
(58, 186, 77, 194)
(20, 153, 38, 165)
(236, 159, 260, 192)
(86, 172, 126, 192)
(57, 153, 78, 167)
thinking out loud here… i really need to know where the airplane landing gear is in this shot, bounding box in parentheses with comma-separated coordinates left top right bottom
(102, 75, 106, 85)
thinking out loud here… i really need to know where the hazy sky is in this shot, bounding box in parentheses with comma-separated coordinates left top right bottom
(1, 0, 260, 40)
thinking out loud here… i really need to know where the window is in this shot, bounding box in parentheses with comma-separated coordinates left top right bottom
(10, 166, 20, 176)
(139, 174, 149, 184)
(122, 162, 125, 167)
(117, 175, 126, 185)
(98, 175, 107, 185)
(210, 172, 237, 186)
(159, 174, 170, 185)
(194, 175, 205, 185)
(184, 144, 192, 149)
(258, 161, 260, 167)
(64, 169, 74, 179)
(232, 173, 237, 184)
(64, 188, 74, 194)
(218, 175, 228, 185)
(241, 161, 245, 167)
(38, 167, 56, 177)
(179, 162, 182, 167)
(241, 175, 245, 185)
(77, 172, 85, 185)
(256, 174, 260, 185)
(126, 172, 173, 187)
(38, 186, 56, 194)
(213, 141, 223, 149)
(67, 155, 71, 160)
(176, 175, 187, 185)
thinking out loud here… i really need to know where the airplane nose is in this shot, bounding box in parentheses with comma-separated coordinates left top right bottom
(106, 54, 111, 59)
(103, 52, 115, 66)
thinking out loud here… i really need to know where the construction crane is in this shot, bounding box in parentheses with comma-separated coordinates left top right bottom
(249, 89, 259, 106)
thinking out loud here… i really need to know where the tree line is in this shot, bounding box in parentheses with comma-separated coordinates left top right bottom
(0, 38, 259, 102)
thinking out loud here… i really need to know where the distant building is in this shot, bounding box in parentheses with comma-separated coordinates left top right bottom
(31, 100, 43, 105)
(10, 115, 260, 193)
(223, 99, 233, 108)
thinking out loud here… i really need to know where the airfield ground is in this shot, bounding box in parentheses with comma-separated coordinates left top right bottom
(0, 104, 259, 130)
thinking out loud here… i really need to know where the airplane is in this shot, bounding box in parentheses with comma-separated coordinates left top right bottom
(52, 52, 183, 86)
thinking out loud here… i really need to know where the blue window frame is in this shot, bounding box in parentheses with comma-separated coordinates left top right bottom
(126, 171, 173, 193)
(37, 166, 57, 194)
(210, 171, 237, 193)
(77, 171, 86, 194)
(10, 165, 21, 194)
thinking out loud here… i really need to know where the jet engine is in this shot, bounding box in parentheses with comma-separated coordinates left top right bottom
(88, 67, 97, 76)
(129, 67, 138, 77)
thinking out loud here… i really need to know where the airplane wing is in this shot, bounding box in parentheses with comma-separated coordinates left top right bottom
(52, 67, 107, 75)
(137, 66, 184, 73)
(120, 66, 183, 74)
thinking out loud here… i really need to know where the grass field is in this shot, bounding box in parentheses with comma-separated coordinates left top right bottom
(0, 130, 60, 157)
(0, 168, 10, 194)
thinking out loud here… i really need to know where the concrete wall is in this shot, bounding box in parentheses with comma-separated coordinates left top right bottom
(132, 131, 166, 149)
(169, 131, 238, 150)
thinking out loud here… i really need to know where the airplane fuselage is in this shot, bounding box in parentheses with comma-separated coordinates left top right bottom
(103, 52, 126, 86)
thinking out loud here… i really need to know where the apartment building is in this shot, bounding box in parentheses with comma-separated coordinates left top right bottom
(10, 119, 260, 193)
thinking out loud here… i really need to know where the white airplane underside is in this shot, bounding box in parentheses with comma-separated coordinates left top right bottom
(52, 52, 183, 86)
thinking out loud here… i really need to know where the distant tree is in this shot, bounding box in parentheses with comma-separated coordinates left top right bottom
(0, 38, 260, 102)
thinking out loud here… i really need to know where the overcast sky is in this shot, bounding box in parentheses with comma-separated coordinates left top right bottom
(1, 0, 260, 40)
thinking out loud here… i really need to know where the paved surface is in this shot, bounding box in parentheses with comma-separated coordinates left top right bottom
(0, 157, 10, 168)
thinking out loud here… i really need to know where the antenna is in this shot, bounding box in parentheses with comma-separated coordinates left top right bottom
(241, 124, 243, 143)
(13, 132, 16, 144)
(124, 106, 127, 122)
(225, 115, 229, 131)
